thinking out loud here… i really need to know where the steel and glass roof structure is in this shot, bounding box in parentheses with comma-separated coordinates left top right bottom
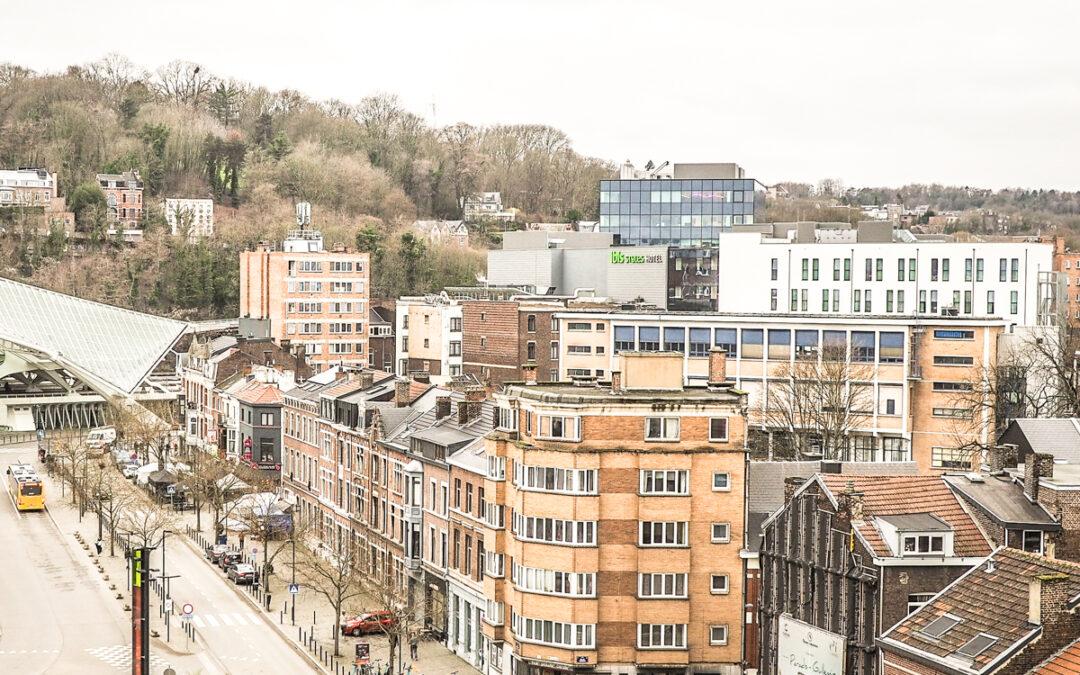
(0, 277, 188, 394)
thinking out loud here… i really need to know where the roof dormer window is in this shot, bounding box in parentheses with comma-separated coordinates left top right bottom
(876, 513, 955, 557)
(903, 534, 944, 554)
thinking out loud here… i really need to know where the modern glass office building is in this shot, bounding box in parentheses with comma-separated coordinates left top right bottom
(598, 175, 757, 246)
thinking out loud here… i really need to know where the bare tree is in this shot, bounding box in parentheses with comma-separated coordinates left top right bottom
(53, 440, 89, 505)
(153, 60, 215, 108)
(753, 344, 876, 461)
(230, 490, 307, 593)
(294, 540, 367, 658)
(118, 502, 176, 550)
(98, 471, 138, 556)
(356, 552, 424, 675)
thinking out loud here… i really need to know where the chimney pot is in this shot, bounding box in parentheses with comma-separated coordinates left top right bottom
(394, 379, 410, 407)
(610, 370, 623, 394)
(436, 396, 452, 420)
(522, 363, 537, 386)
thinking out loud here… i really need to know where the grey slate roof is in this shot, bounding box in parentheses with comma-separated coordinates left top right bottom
(748, 459, 919, 515)
(877, 513, 952, 532)
(999, 418, 1080, 464)
(944, 473, 1059, 529)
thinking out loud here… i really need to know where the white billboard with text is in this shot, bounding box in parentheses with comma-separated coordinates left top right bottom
(778, 614, 845, 675)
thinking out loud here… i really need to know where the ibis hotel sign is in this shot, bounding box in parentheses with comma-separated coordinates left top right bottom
(610, 251, 663, 265)
(778, 614, 844, 675)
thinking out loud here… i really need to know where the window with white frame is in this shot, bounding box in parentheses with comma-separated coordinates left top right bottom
(511, 612, 594, 649)
(514, 464, 597, 494)
(638, 624, 687, 649)
(537, 415, 580, 441)
(484, 600, 504, 626)
(497, 407, 517, 431)
(638, 572, 687, 599)
(484, 503, 505, 529)
(902, 534, 945, 555)
(645, 417, 680, 441)
(512, 563, 595, 597)
(711, 522, 731, 543)
(512, 514, 595, 545)
(907, 593, 935, 614)
(639, 469, 689, 496)
(484, 551, 505, 577)
(710, 574, 730, 594)
(639, 521, 688, 547)
(709, 625, 729, 646)
(486, 456, 506, 481)
(712, 472, 731, 491)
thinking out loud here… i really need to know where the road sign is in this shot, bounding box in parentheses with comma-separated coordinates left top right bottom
(289, 583, 300, 595)
(182, 603, 194, 616)
(164, 599, 173, 612)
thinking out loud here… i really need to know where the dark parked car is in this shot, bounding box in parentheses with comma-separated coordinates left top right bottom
(340, 611, 394, 637)
(227, 563, 256, 585)
(218, 551, 242, 570)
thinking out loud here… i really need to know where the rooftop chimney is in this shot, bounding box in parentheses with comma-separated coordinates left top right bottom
(610, 370, 623, 395)
(395, 379, 410, 407)
(435, 396, 452, 420)
(1024, 452, 1054, 503)
(360, 371, 374, 389)
(987, 444, 1019, 474)
(1029, 578, 1042, 625)
(522, 363, 537, 386)
(783, 476, 806, 502)
(708, 348, 728, 388)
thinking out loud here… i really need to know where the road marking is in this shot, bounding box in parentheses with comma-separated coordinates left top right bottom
(205, 614, 220, 627)
(220, 613, 235, 626)
(247, 612, 261, 625)
(192, 615, 205, 628)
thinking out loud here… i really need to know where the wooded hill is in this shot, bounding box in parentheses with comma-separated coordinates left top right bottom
(0, 56, 612, 318)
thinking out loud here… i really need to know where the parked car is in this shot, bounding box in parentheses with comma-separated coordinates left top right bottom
(340, 611, 394, 637)
(218, 552, 242, 570)
(227, 563, 256, 585)
(207, 544, 228, 563)
(122, 463, 140, 480)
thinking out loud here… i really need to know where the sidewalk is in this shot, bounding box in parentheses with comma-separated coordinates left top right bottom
(178, 510, 478, 675)
(40, 468, 208, 675)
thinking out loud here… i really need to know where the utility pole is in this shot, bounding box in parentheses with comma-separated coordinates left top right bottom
(291, 522, 296, 625)
(131, 547, 150, 675)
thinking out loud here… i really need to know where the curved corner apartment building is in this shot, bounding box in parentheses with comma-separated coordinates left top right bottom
(482, 351, 748, 675)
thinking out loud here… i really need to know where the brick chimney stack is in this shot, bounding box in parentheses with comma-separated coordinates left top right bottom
(457, 385, 485, 424)
(522, 363, 537, 386)
(610, 371, 623, 395)
(395, 379, 410, 407)
(1024, 452, 1054, 503)
(435, 396, 451, 420)
(708, 348, 728, 387)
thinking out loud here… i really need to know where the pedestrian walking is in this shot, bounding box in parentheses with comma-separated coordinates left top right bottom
(94, 539, 103, 555)
(410, 637, 419, 660)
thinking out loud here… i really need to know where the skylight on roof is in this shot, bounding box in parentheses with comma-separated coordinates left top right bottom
(956, 633, 998, 659)
(920, 614, 961, 639)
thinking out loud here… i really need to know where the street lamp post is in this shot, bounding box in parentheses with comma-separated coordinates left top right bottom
(291, 523, 296, 625)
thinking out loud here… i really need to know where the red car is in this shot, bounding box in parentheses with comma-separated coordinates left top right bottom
(340, 611, 394, 636)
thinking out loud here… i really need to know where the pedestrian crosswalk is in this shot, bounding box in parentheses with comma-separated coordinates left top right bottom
(189, 611, 264, 629)
(86, 644, 172, 671)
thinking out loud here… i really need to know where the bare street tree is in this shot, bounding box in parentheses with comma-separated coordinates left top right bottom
(293, 541, 367, 658)
(752, 344, 876, 461)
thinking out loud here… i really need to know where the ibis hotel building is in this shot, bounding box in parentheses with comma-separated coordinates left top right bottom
(482, 351, 749, 675)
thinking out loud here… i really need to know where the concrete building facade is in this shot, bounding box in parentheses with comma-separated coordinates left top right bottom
(0, 168, 57, 207)
(555, 309, 1008, 474)
(164, 197, 214, 239)
(239, 229, 370, 371)
(97, 170, 143, 226)
(395, 294, 464, 383)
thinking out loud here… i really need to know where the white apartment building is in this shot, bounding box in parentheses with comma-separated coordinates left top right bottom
(555, 310, 1009, 474)
(395, 294, 464, 384)
(164, 197, 215, 239)
(711, 231, 1054, 326)
(462, 192, 515, 223)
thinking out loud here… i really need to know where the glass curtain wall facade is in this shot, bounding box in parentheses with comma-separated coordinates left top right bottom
(599, 178, 756, 246)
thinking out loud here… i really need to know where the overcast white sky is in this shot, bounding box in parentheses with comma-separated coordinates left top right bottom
(5, 0, 1079, 190)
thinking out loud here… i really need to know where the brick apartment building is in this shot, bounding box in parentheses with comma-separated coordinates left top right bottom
(879, 548, 1080, 674)
(483, 350, 749, 675)
(97, 170, 143, 226)
(759, 474, 993, 675)
(1052, 235, 1080, 325)
(240, 228, 370, 371)
(461, 299, 564, 386)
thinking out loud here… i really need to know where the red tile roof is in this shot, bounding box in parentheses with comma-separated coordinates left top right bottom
(408, 380, 432, 403)
(1034, 639, 1080, 674)
(819, 475, 992, 558)
(883, 548, 1080, 672)
(235, 381, 284, 405)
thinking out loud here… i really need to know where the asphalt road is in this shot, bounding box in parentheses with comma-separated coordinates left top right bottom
(0, 443, 317, 674)
(0, 446, 133, 674)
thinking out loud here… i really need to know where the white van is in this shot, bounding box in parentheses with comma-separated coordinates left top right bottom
(85, 427, 117, 451)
